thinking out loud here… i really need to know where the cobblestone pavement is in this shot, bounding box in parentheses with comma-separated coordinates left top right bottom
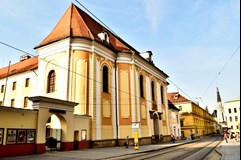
(217, 140, 240, 160)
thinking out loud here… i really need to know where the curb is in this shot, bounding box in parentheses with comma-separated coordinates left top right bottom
(215, 140, 225, 159)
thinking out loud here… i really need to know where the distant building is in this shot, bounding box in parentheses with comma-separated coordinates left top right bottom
(168, 92, 216, 140)
(224, 97, 240, 134)
(214, 88, 228, 133)
(168, 100, 181, 140)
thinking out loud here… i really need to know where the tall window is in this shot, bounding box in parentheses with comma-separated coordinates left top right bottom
(229, 117, 233, 122)
(234, 108, 237, 113)
(160, 86, 164, 104)
(140, 75, 144, 98)
(235, 116, 238, 122)
(229, 108, 232, 113)
(1, 85, 4, 93)
(151, 81, 155, 102)
(24, 97, 28, 108)
(11, 99, 15, 107)
(103, 66, 109, 93)
(47, 70, 56, 93)
(12, 81, 16, 90)
(25, 78, 30, 87)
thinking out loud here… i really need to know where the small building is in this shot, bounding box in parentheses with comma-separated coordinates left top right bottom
(168, 100, 181, 140)
(224, 97, 240, 134)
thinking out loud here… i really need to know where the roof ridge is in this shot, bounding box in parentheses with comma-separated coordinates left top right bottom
(34, 5, 73, 49)
(72, 4, 94, 40)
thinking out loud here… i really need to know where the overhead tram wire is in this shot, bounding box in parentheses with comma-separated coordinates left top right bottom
(0, 41, 160, 109)
(200, 46, 240, 98)
(74, 0, 139, 54)
(0, 41, 30, 55)
(74, 0, 119, 38)
(167, 79, 198, 104)
(1, 41, 198, 109)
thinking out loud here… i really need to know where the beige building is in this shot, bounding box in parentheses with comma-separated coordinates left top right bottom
(0, 3, 170, 157)
(224, 97, 240, 134)
(168, 100, 181, 140)
(168, 92, 216, 139)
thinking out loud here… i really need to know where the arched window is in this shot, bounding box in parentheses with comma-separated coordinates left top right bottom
(47, 70, 56, 93)
(140, 75, 144, 98)
(151, 81, 155, 102)
(103, 66, 109, 93)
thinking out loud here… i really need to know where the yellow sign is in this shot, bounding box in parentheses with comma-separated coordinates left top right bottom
(134, 129, 139, 150)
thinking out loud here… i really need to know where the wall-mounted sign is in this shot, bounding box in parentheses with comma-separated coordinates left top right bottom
(132, 122, 140, 129)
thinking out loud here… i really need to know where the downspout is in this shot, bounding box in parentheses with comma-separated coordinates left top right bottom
(115, 54, 119, 146)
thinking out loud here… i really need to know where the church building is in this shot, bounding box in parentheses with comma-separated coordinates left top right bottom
(0, 3, 170, 157)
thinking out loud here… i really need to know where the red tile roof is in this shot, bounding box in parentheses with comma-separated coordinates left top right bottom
(168, 92, 190, 103)
(35, 3, 134, 53)
(0, 57, 38, 79)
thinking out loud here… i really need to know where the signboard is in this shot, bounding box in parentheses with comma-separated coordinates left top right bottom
(132, 122, 140, 129)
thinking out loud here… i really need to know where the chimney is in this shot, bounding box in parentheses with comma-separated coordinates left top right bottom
(140, 51, 153, 63)
(20, 54, 31, 62)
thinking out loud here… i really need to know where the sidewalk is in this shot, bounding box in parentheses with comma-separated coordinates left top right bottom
(216, 140, 240, 160)
(0, 139, 196, 160)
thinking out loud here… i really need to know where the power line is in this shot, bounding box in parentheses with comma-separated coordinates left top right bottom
(167, 79, 197, 104)
(74, 0, 119, 38)
(200, 46, 240, 98)
(73, 0, 139, 54)
(0, 41, 202, 109)
(0, 41, 30, 55)
(0, 41, 164, 107)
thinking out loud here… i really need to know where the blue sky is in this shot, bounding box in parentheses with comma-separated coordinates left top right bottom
(0, 0, 240, 113)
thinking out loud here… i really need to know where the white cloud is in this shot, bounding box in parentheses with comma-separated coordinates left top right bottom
(143, 0, 168, 31)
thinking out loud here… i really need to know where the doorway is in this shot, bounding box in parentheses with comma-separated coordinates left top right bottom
(46, 114, 62, 151)
(153, 113, 160, 140)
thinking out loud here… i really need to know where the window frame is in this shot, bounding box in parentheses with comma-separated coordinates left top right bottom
(151, 81, 155, 102)
(102, 66, 109, 93)
(12, 82, 16, 91)
(139, 75, 144, 98)
(24, 97, 28, 108)
(11, 99, 15, 107)
(25, 78, 30, 88)
(1, 85, 4, 93)
(47, 70, 56, 93)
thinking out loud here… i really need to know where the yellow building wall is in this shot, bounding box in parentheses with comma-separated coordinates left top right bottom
(0, 108, 38, 145)
(74, 115, 91, 141)
(177, 102, 216, 139)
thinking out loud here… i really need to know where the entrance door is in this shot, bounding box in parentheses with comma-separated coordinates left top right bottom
(153, 114, 160, 140)
(46, 115, 62, 151)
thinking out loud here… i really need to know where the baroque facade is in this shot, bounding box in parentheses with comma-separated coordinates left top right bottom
(0, 3, 170, 157)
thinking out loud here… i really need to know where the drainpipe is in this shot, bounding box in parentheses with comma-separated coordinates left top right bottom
(115, 55, 119, 146)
